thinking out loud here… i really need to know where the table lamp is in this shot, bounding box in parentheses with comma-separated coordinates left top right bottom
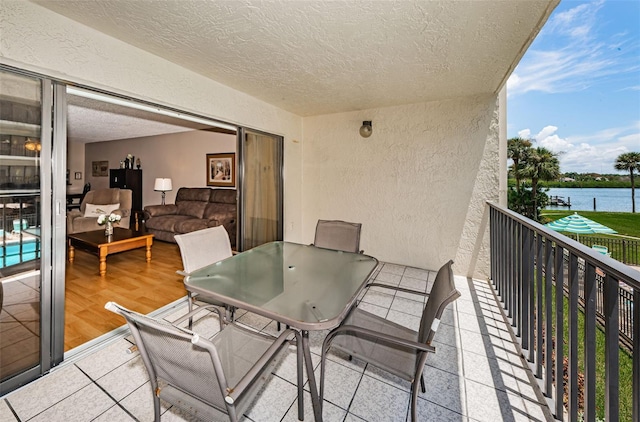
(154, 178, 172, 205)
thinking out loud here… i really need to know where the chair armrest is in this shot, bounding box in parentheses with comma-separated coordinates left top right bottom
(326, 324, 436, 354)
(113, 208, 130, 218)
(144, 204, 178, 217)
(67, 209, 82, 220)
(365, 283, 428, 297)
(66, 210, 82, 230)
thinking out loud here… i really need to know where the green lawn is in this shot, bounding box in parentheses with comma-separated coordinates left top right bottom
(540, 210, 640, 238)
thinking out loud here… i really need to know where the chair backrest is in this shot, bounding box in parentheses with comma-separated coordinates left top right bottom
(81, 182, 91, 195)
(175, 226, 232, 273)
(104, 302, 231, 416)
(417, 260, 460, 345)
(313, 219, 362, 253)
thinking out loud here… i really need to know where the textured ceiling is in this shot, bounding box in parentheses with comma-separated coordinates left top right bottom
(66, 95, 210, 143)
(34, 0, 556, 118)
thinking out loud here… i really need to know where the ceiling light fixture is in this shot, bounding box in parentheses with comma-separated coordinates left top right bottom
(359, 121, 372, 138)
(66, 87, 237, 131)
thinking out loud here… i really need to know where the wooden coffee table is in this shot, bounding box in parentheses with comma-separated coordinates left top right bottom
(68, 228, 154, 276)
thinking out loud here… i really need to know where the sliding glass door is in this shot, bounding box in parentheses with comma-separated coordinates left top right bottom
(238, 129, 283, 251)
(0, 69, 66, 394)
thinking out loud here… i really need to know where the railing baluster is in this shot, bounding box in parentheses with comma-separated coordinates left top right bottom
(554, 244, 565, 421)
(604, 274, 620, 422)
(527, 227, 535, 363)
(545, 237, 553, 396)
(522, 227, 531, 353)
(569, 253, 579, 422)
(584, 263, 597, 422)
(634, 287, 639, 422)
(536, 234, 544, 377)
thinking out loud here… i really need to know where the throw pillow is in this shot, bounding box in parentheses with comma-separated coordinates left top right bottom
(84, 203, 120, 217)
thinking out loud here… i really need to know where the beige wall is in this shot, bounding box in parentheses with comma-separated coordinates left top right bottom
(83, 130, 235, 207)
(1, 1, 502, 278)
(302, 95, 499, 277)
(67, 141, 85, 193)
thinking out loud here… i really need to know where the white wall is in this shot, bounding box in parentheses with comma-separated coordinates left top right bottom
(84, 130, 235, 207)
(1, 1, 501, 278)
(302, 95, 500, 277)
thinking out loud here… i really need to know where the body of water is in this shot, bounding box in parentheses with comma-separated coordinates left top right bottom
(545, 188, 636, 213)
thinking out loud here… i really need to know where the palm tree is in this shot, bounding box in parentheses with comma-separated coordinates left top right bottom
(614, 152, 640, 213)
(507, 137, 532, 193)
(524, 147, 560, 220)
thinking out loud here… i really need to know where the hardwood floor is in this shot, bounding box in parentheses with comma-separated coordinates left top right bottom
(64, 239, 187, 351)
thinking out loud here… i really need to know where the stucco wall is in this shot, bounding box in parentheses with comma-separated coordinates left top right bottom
(1, 1, 501, 278)
(302, 95, 500, 278)
(84, 130, 235, 207)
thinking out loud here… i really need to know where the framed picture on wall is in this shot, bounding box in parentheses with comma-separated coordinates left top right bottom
(92, 161, 109, 177)
(206, 153, 235, 188)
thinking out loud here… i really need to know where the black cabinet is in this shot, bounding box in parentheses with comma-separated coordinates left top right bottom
(109, 169, 142, 212)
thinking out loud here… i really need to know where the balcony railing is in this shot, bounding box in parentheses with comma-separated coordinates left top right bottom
(1, 193, 40, 272)
(489, 203, 639, 422)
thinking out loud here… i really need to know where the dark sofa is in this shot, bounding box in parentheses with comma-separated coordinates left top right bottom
(143, 187, 236, 246)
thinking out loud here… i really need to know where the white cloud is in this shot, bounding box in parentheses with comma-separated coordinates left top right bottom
(518, 124, 640, 173)
(517, 128, 531, 139)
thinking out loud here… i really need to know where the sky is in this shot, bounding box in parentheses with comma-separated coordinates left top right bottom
(507, 0, 640, 174)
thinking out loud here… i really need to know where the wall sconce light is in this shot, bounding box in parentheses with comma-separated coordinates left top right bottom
(154, 178, 173, 205)
(359, 121, 372, 138)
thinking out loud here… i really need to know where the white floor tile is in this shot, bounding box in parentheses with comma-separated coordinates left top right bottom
(0, 261, 554, 422)
(5, 364, 92, 421)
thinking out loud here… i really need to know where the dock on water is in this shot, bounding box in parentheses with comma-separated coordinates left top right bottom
(549, 195, 571, 207)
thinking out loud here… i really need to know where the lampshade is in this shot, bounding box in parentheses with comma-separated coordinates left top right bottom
(359, 121, 372, 138)
(154, 178, 172, 192)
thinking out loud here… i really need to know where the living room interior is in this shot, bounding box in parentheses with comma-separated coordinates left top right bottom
(64, 90, 239, 350)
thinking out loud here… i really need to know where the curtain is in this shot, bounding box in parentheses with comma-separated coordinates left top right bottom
(242, 132, 281, 249)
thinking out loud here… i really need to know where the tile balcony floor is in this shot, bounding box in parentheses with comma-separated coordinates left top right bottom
(0, 262, 552, 422)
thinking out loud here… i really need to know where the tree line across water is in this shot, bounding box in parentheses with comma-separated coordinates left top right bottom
(507, 137, 640, 219)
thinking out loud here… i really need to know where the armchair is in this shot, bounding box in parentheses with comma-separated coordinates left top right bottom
(67, 188, 132, 234)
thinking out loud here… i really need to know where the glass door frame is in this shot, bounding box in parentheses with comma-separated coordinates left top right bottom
(0, 67, 67, 394)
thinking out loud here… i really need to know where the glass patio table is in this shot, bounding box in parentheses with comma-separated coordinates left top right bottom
(184, 241, 378, 421)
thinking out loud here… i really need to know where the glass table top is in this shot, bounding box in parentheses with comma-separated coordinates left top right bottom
(185, 241, 378, 330)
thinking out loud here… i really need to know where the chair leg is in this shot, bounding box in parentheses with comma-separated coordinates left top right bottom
(277, 321, 281, 331)
(187, 292, 195, 329)
(295, 331, 304, 421)
(420, 374, 426, 393)
(153, 395, 161, 422)
(411, 381, 420, 422)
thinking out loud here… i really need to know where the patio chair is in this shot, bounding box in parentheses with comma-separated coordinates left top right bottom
(105, 301, 302, 422)
(175, 226, 234, 330)
(319, 260, 460, 422)
(591, 244, 611, 257)
(313, 219, 363, 253)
